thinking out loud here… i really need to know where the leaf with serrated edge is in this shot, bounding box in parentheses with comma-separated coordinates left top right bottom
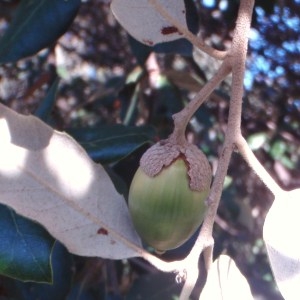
(111, 0, 187, 46)
(200, 255, 253, 300)
(263, 189, 300, 300)
(0, 103, 142, 259)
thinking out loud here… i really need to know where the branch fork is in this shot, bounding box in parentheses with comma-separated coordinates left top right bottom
(132, 1, 283, 299)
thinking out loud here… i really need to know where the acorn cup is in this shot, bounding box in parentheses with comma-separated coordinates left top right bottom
(128, 140, 212, 252)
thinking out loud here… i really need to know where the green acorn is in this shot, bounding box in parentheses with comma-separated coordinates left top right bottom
(129, 141, 212, 252)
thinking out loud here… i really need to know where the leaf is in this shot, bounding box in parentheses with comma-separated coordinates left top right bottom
(200, 255, 254, 300)
(80, 134, 153, 164)
(247, 132, 268, 151)
(34, 77, 60, 122)
(128, 35, 152, 65)
(67, 125, 156, 164)
(270, 140, 287, 160)
(0, 204, 55, 283)
(0, 0, 81, 63)
(15, 242, 72, 300)
(0, 103, 142, 259)
(127, 0, 199, 58)
(151, 75, 184, 124)
(263, 189, 300, 300)
(164, 70, 204, 92)
(111, 0, 188, 46)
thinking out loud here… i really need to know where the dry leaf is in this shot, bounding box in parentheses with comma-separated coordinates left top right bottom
(111, 0, 187, 46)
(200, 255, 253, 300)
(263, 189, 300, 300)
(0, 103, 142, 259)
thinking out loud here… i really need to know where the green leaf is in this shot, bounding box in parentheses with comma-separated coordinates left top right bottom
(150, 75, 184, 137)
(35, 77, 59, 122)
(247, 132, 268, 151)
(118, 82, 140, 126)
(0, 0, 81, 63)
(280, 155, 295, 169)
(14, 242, 73, 300)
(270, 140, 287, 159)
(67, 125, 156, 164)
(0, 204, 55, 282)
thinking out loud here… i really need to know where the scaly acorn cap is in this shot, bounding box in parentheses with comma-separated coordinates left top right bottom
(140, 139, 212, 192)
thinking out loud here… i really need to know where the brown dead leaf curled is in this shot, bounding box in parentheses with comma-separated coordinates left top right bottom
(0, 103, 142, 259)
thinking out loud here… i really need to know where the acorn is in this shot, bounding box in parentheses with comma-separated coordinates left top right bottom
(128, 140, 212, 252)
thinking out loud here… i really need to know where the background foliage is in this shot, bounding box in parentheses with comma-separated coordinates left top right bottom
(0, 0, 299, 299)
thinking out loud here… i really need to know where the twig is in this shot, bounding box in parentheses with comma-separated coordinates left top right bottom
(178, 0, 255, 298)
(126, 1, 275, 299)
(236, 134, 283, 196)
(148, 0, 227, 60)
(170, 61, 231, 145)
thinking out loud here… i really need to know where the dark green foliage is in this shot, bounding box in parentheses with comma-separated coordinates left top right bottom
(67, 124, 156, 164)
(0, 0, 81, 63)
(0, 242, 73, 300)
(35, 77, 60, 122)
(0, 204, 55, 282)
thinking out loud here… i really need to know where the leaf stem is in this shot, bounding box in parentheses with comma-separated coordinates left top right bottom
(148, 0, 227, 60)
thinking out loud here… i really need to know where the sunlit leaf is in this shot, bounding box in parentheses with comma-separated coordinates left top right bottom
(247, 132, 268, 151)
(200, 255, 253, 300)
(127, 0, 199, 59)
(263, 189, 300, 300)
(111, 0, 188, 46)
(0, 103, 142, 259)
